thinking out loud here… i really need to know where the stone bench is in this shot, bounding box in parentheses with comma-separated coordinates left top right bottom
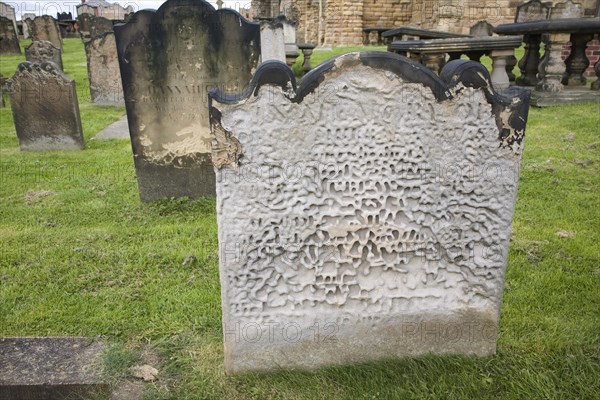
(388, 35, 523, 89)
(382, 25, 470, 42)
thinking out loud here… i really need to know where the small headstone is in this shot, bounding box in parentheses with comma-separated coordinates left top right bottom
(85, 31, 124, 105)
(114, 0, 261, 201)
(209, 54, 531, 373)
(0, 337, 108, 400)
(550, 0, 583, 19)
(470, 20, 494, 37)
(0, 15, 21, 54)
(29, 15, 62, 49)
(515, 0, 551, 22)
(25, 40, 63, 70)
(8, 61, 84, 151)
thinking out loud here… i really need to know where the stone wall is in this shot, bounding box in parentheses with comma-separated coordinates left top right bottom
(251, 0, 599, 46)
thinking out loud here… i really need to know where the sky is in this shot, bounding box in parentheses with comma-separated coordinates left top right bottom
(6, 0, 253, 19)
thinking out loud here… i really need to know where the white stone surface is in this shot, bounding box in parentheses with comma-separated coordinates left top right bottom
(260, 24, 286, 63)
(212, 55, 524, 373)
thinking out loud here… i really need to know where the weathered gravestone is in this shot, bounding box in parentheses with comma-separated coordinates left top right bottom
(8, 61, 84, 150)
(78, 13, 113, 40)
(85, 32, 123, 105)
(209, 53, 531, 373)
(114, 0, 261, 201)
(29, 15, 62, 49)
(0, 15, 20, 54)
(25, 40, 63, 70)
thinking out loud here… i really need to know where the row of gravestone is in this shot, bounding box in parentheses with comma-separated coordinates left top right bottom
(5, 0, 532, 374)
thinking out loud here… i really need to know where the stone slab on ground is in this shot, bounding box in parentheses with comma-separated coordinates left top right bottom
(0, 337, 109, 400)
(94, 115, 129, 140)
(531, 87, 600, 106)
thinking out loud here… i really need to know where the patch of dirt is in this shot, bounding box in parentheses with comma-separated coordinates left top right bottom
(24, 190, 55, 204)
(556, 230, 575, 238)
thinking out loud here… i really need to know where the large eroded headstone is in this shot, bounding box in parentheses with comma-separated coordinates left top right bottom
(0, 15, 20, 54)
(25, 40, 63, 70)
(29, 15, 62, 49)
(85, 31, 123, 105)
(8, 61, 84, 151)
(114, 0, 261, 201)
(209, 53, 531, 373)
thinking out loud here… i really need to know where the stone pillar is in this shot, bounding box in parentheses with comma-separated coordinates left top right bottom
(536, 33, 570, 92)
(490, 49, 513, 89)
(563, 33, 594, 86)
(517, 34, 542, 86)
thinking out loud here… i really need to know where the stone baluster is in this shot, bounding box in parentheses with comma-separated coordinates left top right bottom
(563, 33, 594, 86)
(298, 43, 315, 74)
(505, 55, 517, 82)
(422, 53, 445, 74)
(517, 34, 542, 86)
(592, 58, 600, 90)
(490, 49, 514, 89)
(536, 33, 570, 92)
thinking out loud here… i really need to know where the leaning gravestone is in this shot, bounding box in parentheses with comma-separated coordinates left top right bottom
(25, 40, 63, 70)
(8, 61, 84, 150)
(85, 32, 123, 105)
(209, 53, 531, 373)
(0, 15, 20, 54)
(29, 15, 62, 49)
(114, 0, 261, 201)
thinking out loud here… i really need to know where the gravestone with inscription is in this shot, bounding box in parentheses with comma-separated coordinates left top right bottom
(0, 16, 20, 54)
(85, 32, 123, 105)
(114, 0, 261, 201)
(29, 15, 62, 49)
(209, 53, 531, 373)
(25, 40, 63, 70)
(8, 61, 84, 150)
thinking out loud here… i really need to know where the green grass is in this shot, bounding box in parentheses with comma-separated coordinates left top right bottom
(1, 38, 599, 399)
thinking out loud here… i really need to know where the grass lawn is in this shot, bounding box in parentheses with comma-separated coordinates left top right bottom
(1, 38, 599, 399)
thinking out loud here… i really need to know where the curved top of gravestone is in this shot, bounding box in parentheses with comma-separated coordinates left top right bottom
(550, 0, 583, 19)
(515, 0, 551, 22)
(8, 61, 72, 87)
(25, 39, 60, 53)
(210, 52, 530, 151)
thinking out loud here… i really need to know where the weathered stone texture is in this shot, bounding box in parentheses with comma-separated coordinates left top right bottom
(0, 337, 108, 400)
(29, 15, 62, 48)
(8, 61, 84, 151)
(85, 32, 123, 105)
(0, 15, 20, 54)
(25, 40, 63, 70)
(210, 54, 530, 373)
(114, 0, 260, 201)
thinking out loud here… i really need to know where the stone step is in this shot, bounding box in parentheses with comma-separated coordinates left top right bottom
(0, 337, 109, 400)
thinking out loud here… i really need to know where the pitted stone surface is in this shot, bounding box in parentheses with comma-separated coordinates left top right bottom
(29, 15, 62, 49)
(0, 337, 108, 400)
(114, 0, 261, 201)
(85, 32, 123, 105)
(8, 61, 84, 151)
(210, 54, 530, 373)
(25, 40, 63, 70)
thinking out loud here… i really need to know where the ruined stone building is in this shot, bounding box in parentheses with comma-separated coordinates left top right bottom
(250, 0, 599, 46)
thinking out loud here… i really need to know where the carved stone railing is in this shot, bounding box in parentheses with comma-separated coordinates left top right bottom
(388, 36, 523, 89)
(382, 25, 470, 42)
(494, 18, 600, 92)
